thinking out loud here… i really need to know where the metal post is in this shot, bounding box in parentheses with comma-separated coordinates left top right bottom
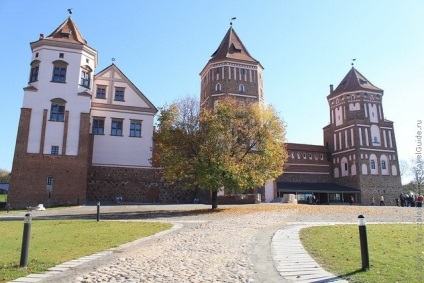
(20, 213, 32, 267)
(358, 215, 370, 270)
(96, 202, 100, 222)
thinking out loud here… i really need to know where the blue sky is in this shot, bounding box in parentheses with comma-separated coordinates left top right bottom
(0, 1, 423, 183)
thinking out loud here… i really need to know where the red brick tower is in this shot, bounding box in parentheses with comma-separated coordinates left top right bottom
(323, 67, 402, 204)
(199, 25, 264, 110)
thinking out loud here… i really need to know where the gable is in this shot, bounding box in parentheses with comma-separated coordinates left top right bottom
(93, 64, 157, 112)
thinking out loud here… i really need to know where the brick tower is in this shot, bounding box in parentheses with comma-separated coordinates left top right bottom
(323, 67, 402, 204)
(199, 25, 264, 110)
(8, 17, 98, 208)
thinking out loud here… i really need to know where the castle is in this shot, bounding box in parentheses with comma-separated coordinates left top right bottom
(8, 17, 401, 208)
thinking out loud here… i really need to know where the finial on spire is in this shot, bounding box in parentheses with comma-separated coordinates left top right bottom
(230, 17, 236, 26)
(112, 58, 115, 63)
(67, 8, 73, 15)
(351, 58, 356, 66)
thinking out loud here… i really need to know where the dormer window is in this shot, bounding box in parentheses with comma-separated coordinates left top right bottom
(29, 60, 40, 83)
(60, 27, 71, 38)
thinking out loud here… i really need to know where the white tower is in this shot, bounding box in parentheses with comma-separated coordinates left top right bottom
(8, 17, 98, 208)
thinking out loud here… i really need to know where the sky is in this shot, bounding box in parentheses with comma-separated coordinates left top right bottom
(0, 0, 423, 183)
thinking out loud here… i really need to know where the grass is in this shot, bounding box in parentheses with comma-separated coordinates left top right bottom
(0, 194, 6, 202)
(300, 224, 424, 283)
(0, 220, 172, 282)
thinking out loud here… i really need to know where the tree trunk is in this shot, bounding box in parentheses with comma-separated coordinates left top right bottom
(211, 190, 218, 209)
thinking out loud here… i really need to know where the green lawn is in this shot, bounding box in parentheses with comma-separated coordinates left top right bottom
(0, 194, 6, 202)
(0, 220, 172, 282)
(300, 224, 424, 283)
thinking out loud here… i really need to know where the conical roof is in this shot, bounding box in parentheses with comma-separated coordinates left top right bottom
(209, 26, 260, 64)
(44, 17, 87, 44)
(331, 67, 383, 96)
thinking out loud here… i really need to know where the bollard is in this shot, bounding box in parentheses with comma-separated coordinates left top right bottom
(20, 213, 32, 268)
(358, 215, 370, 270)
(96, 202, 100, 222)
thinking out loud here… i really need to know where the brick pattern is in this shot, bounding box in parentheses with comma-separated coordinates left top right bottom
(87, 166, 197, 204)
(8, 112, 90, 209)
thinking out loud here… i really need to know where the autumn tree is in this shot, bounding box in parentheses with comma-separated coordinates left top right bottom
(0, 169, 10, 183)
(153, 96, 287, 209)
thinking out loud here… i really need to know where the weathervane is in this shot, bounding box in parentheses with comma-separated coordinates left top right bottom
(351, 58, 356, 66)
(67, 8, 73, 15)
(230, 17, 236, 26)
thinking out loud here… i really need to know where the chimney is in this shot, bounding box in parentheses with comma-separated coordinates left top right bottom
(39, 34, 44, 40)
(330, 84, 334, 94)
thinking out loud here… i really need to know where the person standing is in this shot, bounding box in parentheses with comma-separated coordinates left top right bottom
(350, 196, 354, 205)
(380, 195, 385, 206)
(371, 196, 375, 205)
(417, 195, 423, 208)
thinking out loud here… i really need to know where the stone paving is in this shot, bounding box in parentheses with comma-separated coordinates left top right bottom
(3, 204, 419, 283)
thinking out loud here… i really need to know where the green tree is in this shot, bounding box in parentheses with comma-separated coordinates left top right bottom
(153, 97, 287, 209)
(0, 169, 10, 183)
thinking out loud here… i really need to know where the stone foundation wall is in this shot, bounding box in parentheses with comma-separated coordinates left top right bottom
(87, 166, 197, 204)
(358, 175, 402, 206)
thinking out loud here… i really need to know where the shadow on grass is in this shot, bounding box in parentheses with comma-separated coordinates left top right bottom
(0, 207, 225, 221)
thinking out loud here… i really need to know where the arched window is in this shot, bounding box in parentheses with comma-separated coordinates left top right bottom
(29, 60, 40, 83)
(238, 84, 245, 92)
(215, 83, 221, 92)
(381, 160, 386, 170)
(50, 98, 66, 122)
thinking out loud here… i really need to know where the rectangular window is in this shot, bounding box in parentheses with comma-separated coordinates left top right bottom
(80, 70, 90, 88)
(51, 146, 59, 155)
(111, 119, 123, 136)
(29, 66, 39, 82)
(130, 120, 142, 137)
(50, 104, 65, 121)
(96, 86, 106, 99)
(92, 118, 105, 135)
(52, 66, 67, 83)
(47, 176, 53, 186)
(114, 88, 125, 101)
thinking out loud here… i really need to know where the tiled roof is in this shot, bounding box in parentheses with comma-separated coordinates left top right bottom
(330, 67, 383, 96)
(209, 26, 260, 64)
(45, 17, 87, 45)
(285, 143, 328, 152)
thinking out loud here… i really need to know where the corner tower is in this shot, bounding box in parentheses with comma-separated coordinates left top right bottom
(323, 67, 401, 204)
(8, 17, 98, 208)
(200, 26, 264, 109)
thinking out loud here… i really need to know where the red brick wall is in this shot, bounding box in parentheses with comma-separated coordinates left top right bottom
(8, 111, 90, 208)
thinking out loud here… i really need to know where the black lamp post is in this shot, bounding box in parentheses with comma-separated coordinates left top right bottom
(358, 215, 370, 270)
(20, 213, 32, 268)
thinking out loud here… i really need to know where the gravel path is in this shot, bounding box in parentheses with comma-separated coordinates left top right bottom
(4, 204, 420, 283)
